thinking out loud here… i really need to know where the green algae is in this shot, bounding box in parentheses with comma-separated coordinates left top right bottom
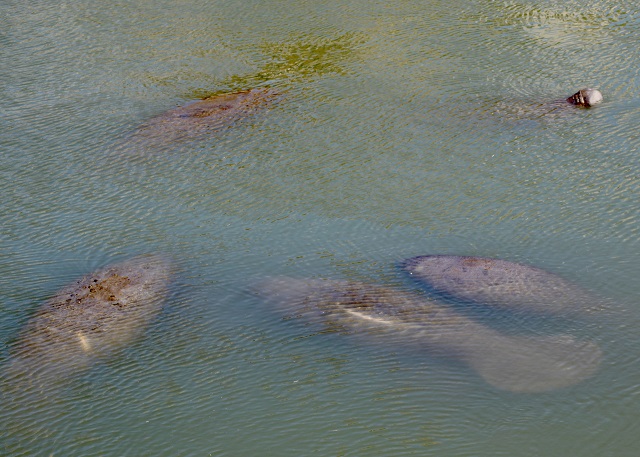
(187, 31, 367, 99)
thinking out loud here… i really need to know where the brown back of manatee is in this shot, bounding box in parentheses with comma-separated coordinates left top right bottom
(130, 88, 279, 145)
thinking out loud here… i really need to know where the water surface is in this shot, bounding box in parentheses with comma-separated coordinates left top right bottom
(2, 0, 640, 455)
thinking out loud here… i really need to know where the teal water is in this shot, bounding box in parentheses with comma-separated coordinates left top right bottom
(1, 0, 640, 455)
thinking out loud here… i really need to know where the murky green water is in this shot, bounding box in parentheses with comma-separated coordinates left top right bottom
(2, 0, 639, 455)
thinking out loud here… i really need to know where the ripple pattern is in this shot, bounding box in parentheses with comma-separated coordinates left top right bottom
(2, 0, 640, 455)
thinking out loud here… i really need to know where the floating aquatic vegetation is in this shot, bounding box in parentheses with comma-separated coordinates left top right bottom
(121, 32, 366, 151)
(224, 31, 367, 89)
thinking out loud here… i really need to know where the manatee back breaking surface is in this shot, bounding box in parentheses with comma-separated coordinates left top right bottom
(254, 277, 602, 392)
(402, 255, 602, 316)
(6, 255, 172, 383)
(130, 88, 279, 145)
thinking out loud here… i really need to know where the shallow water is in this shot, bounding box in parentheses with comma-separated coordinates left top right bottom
(1, 0, 640, 455)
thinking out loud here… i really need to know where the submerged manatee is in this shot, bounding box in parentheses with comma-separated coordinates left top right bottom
(255, 277, 601, 393)
(487, 87, 603, 122)
(402, 255, 605, 316)
(6, 255, 172, 383)
(131, 88, 279, 144)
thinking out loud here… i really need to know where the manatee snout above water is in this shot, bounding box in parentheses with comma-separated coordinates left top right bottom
(566, 88, 603, 107)
(6, 255, 172, 383)
(489, 87, 603, 121)
(254, 277, 602, 393)
(401, 255, 605, 316)
(130, 88, 279, 144)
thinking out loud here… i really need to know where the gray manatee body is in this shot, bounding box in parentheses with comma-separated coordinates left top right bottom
(6, 255, 172, 383)
(132, 88, 279, 144)
(255, 277, 602, 393)
(402, 255, 604, 316)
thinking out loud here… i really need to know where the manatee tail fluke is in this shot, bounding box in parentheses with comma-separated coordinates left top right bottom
(466, 334, 602, 393)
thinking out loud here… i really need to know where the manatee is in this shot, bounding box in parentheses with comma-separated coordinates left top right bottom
(131, 88, 279, 144)
(401, 255, 607, 317)
(566, 88, 603, 107)
(254, 277, 602, 393)
(5, 255, 172, 383)
(486, 87, 603, 123)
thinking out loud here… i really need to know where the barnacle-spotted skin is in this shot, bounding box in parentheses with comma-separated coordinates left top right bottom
(7, 255, 172, 382)
(254, 277, 602, 393)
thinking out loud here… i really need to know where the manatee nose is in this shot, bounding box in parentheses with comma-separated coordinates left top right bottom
(567, 88, 603, 107)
